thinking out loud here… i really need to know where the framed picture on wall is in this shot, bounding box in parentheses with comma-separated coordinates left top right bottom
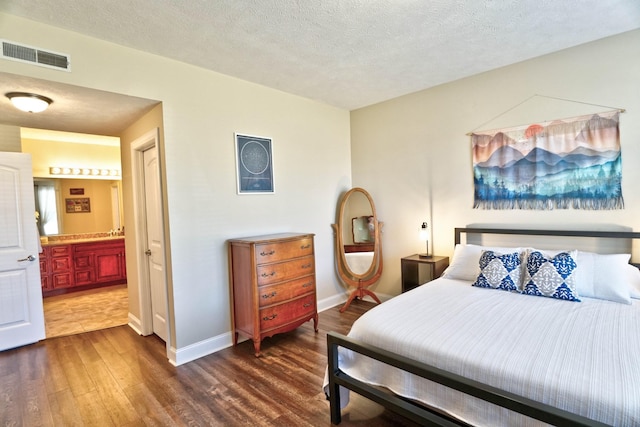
(235, 133, 274, 194)
(65, 198, 91, 213)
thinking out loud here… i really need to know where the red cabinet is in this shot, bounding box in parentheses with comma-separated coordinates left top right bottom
(94, 242, 127, 282)
(39, 245, 73, 293)
(74, 240, 127, 286)
(40, 238, 126, 297)
(73, 246, 96, 286)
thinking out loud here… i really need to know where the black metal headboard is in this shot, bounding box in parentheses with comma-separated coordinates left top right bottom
(454, 227, 640, 268)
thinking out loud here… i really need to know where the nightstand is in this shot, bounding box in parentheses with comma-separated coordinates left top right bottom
(401, 255, 449, 293)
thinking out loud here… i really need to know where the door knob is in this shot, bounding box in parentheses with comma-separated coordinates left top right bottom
(18, 255, 36, 262)
(145, 249, 152, 256)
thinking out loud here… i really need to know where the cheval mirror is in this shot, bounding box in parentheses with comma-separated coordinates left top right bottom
(332, 187, 383, 313)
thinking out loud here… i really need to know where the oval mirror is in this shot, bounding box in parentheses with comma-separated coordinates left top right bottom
(332, 187, 383, 312)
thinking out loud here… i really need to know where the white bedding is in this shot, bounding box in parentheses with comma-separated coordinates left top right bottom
(344, 251, 374, 275)
(327, 278, 640, 426)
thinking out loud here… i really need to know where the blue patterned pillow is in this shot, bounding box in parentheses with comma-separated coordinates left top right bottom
(522, 250, 580, 301)
(472, 250, 522, 292)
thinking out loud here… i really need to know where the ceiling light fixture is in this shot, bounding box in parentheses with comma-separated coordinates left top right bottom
(5, 92, 53, 113)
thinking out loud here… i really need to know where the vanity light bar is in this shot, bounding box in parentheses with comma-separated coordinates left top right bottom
(49, 166, 120, 177)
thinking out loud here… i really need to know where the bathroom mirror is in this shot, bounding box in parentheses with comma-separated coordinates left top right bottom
(332, 187, 383, 312)
(34, 178, 123, 236)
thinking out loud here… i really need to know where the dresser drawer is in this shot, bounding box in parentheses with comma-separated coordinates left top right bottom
(256, 255, 314, 286)
(255, 237, 314, 264)
(258, 276, 315, 307)
(259, 294, 316, 330)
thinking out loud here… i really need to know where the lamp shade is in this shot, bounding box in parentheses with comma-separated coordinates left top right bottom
(6, 92, 53, 113)
(419, 222, 428, 240)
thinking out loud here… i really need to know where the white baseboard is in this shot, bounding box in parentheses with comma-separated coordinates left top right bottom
(168, 331, 234, 366)
(127, 312, 144, 335)
(160, 291, 394, 366)
(317, 292, 347, 312)
(318, 291, 393, 312)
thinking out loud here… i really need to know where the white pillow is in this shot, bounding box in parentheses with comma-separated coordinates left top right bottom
(575, 251, 631, 305)
(442, 244, 522, 281)
(624, 264, 640, 299)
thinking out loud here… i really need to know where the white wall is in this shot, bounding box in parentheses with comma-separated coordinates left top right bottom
(351, 30, 640, 296)
(1, 13, 352, 362)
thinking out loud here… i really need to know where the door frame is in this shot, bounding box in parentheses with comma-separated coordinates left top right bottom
(130, 128, 171, 352)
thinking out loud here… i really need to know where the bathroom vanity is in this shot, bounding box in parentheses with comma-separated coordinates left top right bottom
(40, 235, 126, 297)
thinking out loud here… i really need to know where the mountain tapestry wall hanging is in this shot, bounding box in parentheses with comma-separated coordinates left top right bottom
(471, 111, 622, 210)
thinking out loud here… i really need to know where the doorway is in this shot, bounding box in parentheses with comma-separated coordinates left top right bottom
(1, 72, 169, 349)
(23, 129, 130, 338)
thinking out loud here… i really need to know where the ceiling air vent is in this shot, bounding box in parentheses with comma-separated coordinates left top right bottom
(1, 39, 70, 71)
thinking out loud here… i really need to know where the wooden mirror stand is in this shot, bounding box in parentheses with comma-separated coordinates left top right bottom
(332, 187, 383, 313)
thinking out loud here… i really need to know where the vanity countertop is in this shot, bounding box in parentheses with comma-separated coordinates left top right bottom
(41, 234, 124, 246)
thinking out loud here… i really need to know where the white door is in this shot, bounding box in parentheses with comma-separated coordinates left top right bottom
(0, 152, 45, 351)
(143, 146, 168, 341)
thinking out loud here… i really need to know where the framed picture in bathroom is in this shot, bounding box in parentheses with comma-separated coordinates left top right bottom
(65, 197, 91, 213)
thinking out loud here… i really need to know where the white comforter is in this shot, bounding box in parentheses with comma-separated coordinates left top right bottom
(344, 251, 374, 275)
(328, 278, 640, 426)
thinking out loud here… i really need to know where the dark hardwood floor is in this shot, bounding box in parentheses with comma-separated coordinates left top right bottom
(1, 299, 419, 426)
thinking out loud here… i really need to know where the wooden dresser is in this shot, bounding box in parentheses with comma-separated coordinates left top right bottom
(228, 233, 318, 356)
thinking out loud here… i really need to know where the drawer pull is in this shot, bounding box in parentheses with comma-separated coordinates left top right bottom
(302, 282, 313, 288)
(303, 303, 312, 308)
(300, 244, 311, 250)
(260, 250, 276, 256)
(262, 291, 277, 299)
(301, 263, 312, 269)
(261, 271, 276, 278)
(262, 314, 278, 321)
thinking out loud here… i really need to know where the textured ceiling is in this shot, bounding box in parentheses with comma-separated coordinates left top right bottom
(0, 0, 639, 137)
(0, 73, 159, 136)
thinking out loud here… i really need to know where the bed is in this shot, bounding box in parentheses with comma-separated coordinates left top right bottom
(345, 251, 375, 275)
(325, 227, 640, 426)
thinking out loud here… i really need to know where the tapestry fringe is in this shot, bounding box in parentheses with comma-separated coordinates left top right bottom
(473, 197, 624, 210)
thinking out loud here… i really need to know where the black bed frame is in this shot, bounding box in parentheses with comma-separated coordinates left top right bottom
(327, 227, 640, 426)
